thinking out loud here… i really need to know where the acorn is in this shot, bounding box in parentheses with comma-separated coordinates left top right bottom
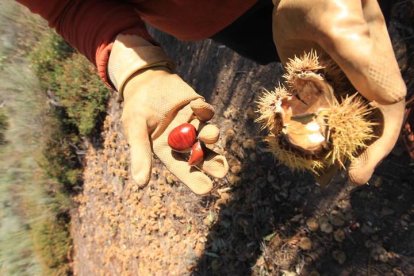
(188, 141, 204, 166)
(168, 123, 197, 152)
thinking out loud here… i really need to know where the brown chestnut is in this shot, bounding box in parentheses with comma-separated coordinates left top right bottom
(188, 141, 204, 166)
(168, 123, 197, 152)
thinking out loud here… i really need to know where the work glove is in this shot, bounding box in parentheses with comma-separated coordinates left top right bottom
(272, 0, 407, 184)
(108, 34, 228, 194)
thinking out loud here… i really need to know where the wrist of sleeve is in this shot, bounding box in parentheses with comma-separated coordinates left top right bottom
(107, 34, 175, 96)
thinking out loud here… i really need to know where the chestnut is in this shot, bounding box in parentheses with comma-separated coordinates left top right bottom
(168, 123, 197, 152)
(188, 141, 204, 166)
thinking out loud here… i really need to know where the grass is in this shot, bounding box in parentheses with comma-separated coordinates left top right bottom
(0, 0, 110, 274)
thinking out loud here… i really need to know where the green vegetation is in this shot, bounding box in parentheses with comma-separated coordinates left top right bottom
(56, 53, 110, 136)
(0, 0, 110, 274)
(31, 32, 109, 190)
(30, 32, 109, 137)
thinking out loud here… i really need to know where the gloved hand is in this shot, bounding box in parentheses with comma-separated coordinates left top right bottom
(108, 34, 228, 194)
(272, 0, 407, 184)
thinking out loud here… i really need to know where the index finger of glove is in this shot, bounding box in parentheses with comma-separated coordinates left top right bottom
(317, 0, 406, 104)
(190, 98, 215, 122)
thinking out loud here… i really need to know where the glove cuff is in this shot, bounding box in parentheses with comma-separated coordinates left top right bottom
(108, 34, 174, 96)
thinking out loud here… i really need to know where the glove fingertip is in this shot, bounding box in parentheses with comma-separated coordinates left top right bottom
(348, 154, 374, 185)
(132, 168, 152, 187)
(348, 169, 374, 185)
(200, 154, 229, 179)
(189, 180, 213, 195)
(180, 170, 213, 194)
(131, 156, 152, 187)
(191, 98, 215, 122)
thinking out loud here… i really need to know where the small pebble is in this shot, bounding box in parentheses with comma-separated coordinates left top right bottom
(230, 141, 239, 152)
(320, 222, 333, 234)
(332, 250, 346, 264)
(230, 165, 242, 175)
(242, 139, 256, 150)
(224, 129, 235, 144)
(330, 211, 345, 227)
(230, 142, 244, 158)
(333, 229, 345, 242)
(306, 218, 319, 232)
(298, 237, 312, 251)
(371, 245, 389, 262)
(227, 175, 241, 185)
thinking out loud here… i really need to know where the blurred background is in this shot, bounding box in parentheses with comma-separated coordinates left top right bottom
(1, 0, 414, 275)
(0, 1, 109, 274)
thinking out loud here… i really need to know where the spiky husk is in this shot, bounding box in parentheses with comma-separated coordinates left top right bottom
(265, 134, 325, 173)
(256, 51, 377, 175)
(259, 91, 375, 173)
(323, 94, 376, 167)
(256, 87, 290, 134)
(284, 51, 349, 97)
(285, 51, 323, 77)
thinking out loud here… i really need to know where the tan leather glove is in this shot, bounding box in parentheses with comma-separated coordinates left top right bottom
(272, 0, 407, 184)
(108, 34, 228, 194)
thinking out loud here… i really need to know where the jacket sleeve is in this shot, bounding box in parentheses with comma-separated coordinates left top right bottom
(16, 0, 154, 85)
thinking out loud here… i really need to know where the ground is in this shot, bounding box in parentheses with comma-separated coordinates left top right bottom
(71, 2, 414, 275)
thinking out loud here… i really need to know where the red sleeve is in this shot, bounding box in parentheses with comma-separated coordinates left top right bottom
(16, 0, 155, 85)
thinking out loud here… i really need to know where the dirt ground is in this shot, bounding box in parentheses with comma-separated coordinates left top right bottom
(71, 1, 414, 275)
